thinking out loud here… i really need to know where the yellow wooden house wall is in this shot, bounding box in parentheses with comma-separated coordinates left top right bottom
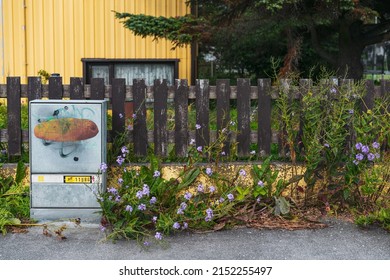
(0, 0, 191, 84)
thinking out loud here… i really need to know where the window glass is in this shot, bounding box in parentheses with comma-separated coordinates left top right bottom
(114, 63, 174, 85)
(91, 66, 109, 84)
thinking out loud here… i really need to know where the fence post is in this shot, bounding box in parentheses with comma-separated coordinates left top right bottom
(112, 78, 126, 140)
(48, 76, 63, 99)
(69, 77, 84, 100)
(133, 79, 147, 157)
(216, 79, 231, 156)
(174, 79, 189, 157)
(154, 79, 168, 157)
(237, 78, 251, 157)
(258, 78, 272, 156)
(28, 77, 42, 101)
(90, 78, 105, 100)
(297, 79, 312, 154)
(7, 77, 22, 157)
(195, 79, 210, 151)
(363, 80, 375, 112)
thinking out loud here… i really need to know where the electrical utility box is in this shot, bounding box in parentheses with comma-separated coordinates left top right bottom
(29, 100, 107, 221)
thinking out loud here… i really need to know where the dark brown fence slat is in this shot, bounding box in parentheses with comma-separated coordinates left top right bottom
(154, 79, 168, 157)
(7, 77, 22, 157)
(28, 77, 42, 101)
(216, 79, 231, 155)
(340, 79, 355, 151)
(195, 79, 210, 151)
(297, 79, 312, 154)
(69, 77, 84, 100)
(175, 79, 189, 157)
(90, 78, 105, 100)
(258, 78, 272, 156)
(363, 80, 375, 111)
(112, 78, 126, 139)
(237, 78, 251, 157)
(381, 79, 390, 113)
(48, 76, 63, 99)
(133, 79, 147, 157)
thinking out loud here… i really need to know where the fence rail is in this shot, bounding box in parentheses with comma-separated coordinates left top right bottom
(0, 76, 389, 159)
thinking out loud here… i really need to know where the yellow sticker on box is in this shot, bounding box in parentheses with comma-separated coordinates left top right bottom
(64, 176, 92, 183)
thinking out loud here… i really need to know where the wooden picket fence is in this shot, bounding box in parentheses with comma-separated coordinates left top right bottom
(0, 76, 389, 160)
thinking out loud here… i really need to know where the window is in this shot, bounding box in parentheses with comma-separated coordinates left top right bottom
(82, 59, 179, 86)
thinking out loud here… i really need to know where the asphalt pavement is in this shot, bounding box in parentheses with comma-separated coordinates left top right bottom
(0, 218, 389, 260)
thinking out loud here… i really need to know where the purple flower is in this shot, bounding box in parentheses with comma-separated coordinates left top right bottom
(324, 143, 330, 148)
(152, 216, 158, 223)
(125, 205, 133, 212)
(348, 109, 354, 114)
(177, 208, 184, 215)
(375, 153, 380, 159)
(190, 138, 196, 145)
(138, 204, 146, 211)
(372, 142, 380, 149)
(195, 124, 201, 130)
(330, 87, 337, 94)
(119, 113, 124, 118)
(355, 153, 364, 161)
(99, 162, 108, 172)
(361, 145, 370, 154)
(209, 186, 216, 193)
(227, 193, 234, 202)
(136, 190, 143, 199)
(221, 151, 226, 156)
(143, 241, 150, 246)
(99, 225, 106, 232)
(183, 222, 188, 229)
(205, 216, 212, 222)
(258, 180, 264, 187)
(132, 113, 137, 119)
(142, 184, 150, 196)
(197, 184, 204, 193)
(205, 208, 213, 222)
(256, 197, 261, 203)
(355, 143, 363, 150)
(108, 187, 118, 195)
(115, 196, 121, 202)
(197, 146, 203, 152)
(184, 192, 192, 200)
(121, 146, 129, 154)
(219, 197, 225, 203)
(367, 153, 375, 161)
(180, 202, 187, 210)
(116, 156, 125, 165)
(353, 160, 359, 165)
(117, 178, 124, 184)
(149, 196, 157, 204)
(205, 167, 213, 176)
(239, 169, 247, 177)
(153, 170, 161, 177)
(155, 232, 163, 240)
(173, 222, 181, 230)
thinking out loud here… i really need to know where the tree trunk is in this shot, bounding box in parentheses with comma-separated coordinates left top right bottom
(337, 20, 365, 79)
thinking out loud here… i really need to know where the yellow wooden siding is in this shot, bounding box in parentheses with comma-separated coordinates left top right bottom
(0, 0, 191, 84)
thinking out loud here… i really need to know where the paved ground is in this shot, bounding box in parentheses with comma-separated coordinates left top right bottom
(0, 218, 389, 260)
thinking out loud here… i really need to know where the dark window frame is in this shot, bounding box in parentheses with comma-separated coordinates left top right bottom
(81, 58, 180, 85)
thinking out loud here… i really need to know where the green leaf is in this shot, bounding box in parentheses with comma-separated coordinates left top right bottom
(274, 196, 290, 216)
(15, 161, 26, 185)
(236, 186, 250, 201)
(179, 168, 200, 188)
(253, 186, 267, 198)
